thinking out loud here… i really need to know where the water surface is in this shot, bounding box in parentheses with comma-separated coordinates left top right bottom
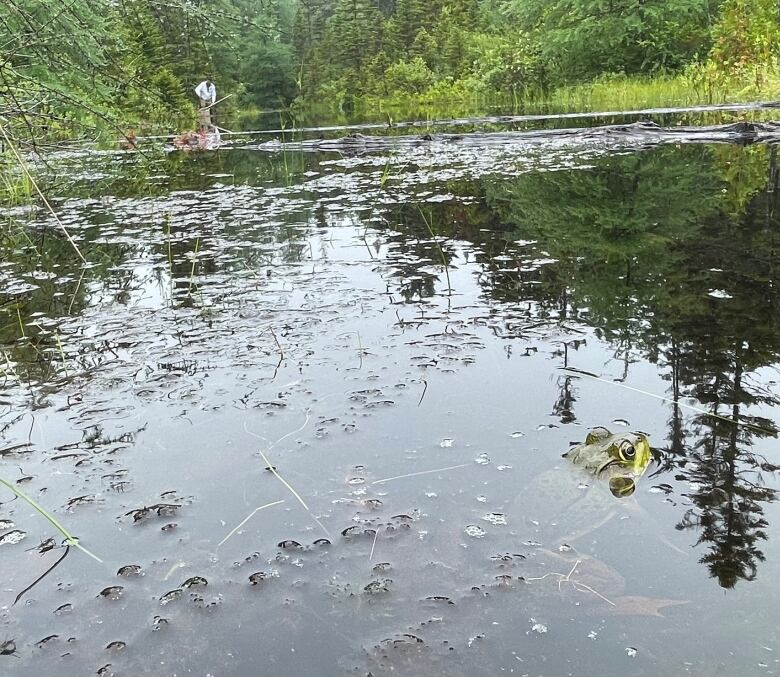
(2, 117, 780, 676)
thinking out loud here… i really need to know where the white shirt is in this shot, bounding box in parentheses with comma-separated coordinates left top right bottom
(194, 81, 216, 104)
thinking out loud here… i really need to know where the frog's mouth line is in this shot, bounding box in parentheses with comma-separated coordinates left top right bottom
(595, 457, 645, 479)
(596, 458, 620, 476)
(597, 456, 655, 478)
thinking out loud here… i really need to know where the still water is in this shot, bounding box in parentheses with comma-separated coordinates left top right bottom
(1, 117, 780, 676)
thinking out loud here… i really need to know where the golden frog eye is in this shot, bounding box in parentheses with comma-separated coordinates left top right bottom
(618, 442, 636, 462)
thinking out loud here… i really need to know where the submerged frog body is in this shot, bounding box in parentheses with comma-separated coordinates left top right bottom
(513, 427, 653, 545)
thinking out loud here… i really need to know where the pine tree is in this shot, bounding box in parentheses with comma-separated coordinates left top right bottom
(325, 0, 383, 73)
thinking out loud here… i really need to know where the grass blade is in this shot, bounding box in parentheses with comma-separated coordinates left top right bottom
(0, 477, 102, 563)
(217, 499, 286, 548)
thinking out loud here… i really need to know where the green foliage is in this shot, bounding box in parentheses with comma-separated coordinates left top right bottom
(4, 0, 780, 135)
(0, 0, 297, 143)
(291, 0, 780, 113)
(238, 43, 297, 107)
(513, 0, 719, 84)
(711, 0, 780, 70)
(384, 58, 436, 94)
(467, 33, 547, 96)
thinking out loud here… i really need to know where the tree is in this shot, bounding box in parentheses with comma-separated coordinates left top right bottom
(710, 0, 780, 76)
(513, 0, 720, 83)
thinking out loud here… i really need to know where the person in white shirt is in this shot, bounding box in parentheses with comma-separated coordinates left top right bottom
(194, 80, 216, 108)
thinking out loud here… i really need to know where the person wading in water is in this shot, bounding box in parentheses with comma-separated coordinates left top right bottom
(194, 79, 217, 130)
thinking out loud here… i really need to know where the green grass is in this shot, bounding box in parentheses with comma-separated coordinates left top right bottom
(345, 63, 780, 122)
(417, 205, 452, 294)
(535, 67, 780, 113)
(0, 168, 34, 205)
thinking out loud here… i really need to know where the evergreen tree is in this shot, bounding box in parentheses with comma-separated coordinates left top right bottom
(324, 0, 383, 73)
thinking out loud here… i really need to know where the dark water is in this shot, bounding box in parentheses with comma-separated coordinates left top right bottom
(2, 118, 780, 676)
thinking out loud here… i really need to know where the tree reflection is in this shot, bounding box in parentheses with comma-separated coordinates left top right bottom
(480, 143, 780, 588)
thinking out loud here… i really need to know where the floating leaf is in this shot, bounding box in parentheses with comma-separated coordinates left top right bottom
(0, 529, 26, 545)
(98, 586, 124, 600)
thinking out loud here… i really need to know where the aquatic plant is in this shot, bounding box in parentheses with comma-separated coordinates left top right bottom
(417, 205, 452, 294)
(0, 127, 85, 263)
(0, 477, 102, 563)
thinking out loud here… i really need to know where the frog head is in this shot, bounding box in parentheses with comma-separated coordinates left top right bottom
(565, 427, 653, 498)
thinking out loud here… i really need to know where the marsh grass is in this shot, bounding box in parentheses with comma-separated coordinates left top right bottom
(164, 211, 173, 268)
(243, 419, 331, 539)
(54, 331, 68, 377)
(14, 303, 25, 339)
(0, 168, 33, 205)
(279, 111, 294, 187)
(361, 158, 396, 253)
(370, 463, 470, 485)
(217, 499, 286, 548)
(0, 126, 85, 263)
(352, 63, 780, 123)
(535, 67, 780, 114)
(187, 236, 201, 294)
(0, 217, 39, 254)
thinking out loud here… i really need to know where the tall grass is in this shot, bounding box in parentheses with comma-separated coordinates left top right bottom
(535, 66, 780, 114)
(349, 62, 780, 122)
(0, 169, 33, 205)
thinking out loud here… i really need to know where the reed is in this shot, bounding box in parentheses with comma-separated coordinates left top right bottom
(0, 477, 102, 563)
(0, 170, 33, 205)
(0, 125, 86, 263)
(217, 499, 286, 548)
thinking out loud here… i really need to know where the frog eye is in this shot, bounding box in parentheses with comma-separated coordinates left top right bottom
(618, 442, 636, 462)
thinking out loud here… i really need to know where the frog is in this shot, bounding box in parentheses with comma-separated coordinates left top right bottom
(563, 426, 652, 497)
(512, 427, 653, 547)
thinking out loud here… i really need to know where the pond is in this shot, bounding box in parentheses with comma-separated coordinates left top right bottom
(2, 114, 780, 676)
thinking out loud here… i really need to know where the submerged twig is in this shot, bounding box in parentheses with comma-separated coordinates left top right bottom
(13, 544, 70, 606)
(525, 558, 616, 606)
(561, 366, 774, 434)
(371, 463, 470, 485)
(269, 326, 284, 359)
(217, 499, 286, 548)
(417, 379, 428, 407)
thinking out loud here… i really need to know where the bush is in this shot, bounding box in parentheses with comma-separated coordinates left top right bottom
(468, 33, 547, 96)
(384, 57, 436, 94)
